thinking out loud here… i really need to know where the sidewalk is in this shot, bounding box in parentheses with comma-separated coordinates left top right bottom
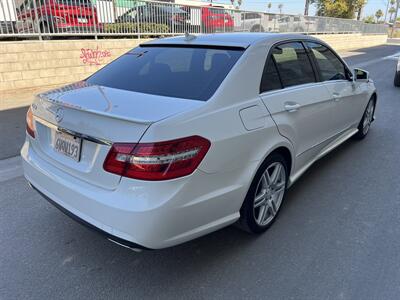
(0, 86, 51, 111)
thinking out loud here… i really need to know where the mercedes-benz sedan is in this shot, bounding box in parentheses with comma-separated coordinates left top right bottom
(22, 33, 377, 250)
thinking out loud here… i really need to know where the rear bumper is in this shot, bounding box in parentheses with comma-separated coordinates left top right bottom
(30, 183, 148, 251)
(21, 138, 247, 249)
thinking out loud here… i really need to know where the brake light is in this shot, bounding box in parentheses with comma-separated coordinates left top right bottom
(103, 136, 211, 181)
(26, 106, 35, 138)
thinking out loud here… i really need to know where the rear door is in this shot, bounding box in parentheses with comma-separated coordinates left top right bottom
(305, 42, 365, 133)
(259, 41, 335, 169)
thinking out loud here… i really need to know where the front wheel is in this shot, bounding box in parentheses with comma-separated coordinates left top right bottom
(394, 71, 400, 87)
(354, 97, 376, 140)
(238, 153, 288, 233)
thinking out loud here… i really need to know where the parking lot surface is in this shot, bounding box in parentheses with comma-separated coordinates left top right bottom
(0, 42, 400, 299)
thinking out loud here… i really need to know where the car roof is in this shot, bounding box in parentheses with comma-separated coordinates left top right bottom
(141, 33, 319, 49)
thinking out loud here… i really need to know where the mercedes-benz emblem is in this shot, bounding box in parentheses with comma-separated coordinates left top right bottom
(55, 107, 64, 123)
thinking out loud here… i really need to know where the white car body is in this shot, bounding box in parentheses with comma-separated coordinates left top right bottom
(22, 33, 376, 249)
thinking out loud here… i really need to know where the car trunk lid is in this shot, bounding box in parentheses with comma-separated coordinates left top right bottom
(30, 82, 204, 189)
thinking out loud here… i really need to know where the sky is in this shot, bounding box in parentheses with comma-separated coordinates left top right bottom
(217, 0, 395, 19)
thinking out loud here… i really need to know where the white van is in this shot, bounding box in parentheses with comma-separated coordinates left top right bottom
(0, 0, 17, 33)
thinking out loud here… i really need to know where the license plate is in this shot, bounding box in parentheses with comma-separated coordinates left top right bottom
(78, 17, 88, 23)
(53, 131, 82, 162)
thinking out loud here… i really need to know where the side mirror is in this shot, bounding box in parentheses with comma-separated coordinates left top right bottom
(353, 68, 369, 82)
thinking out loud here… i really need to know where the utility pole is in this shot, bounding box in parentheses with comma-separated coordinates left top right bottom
(304, 0, 310, 16)
(392, 0, 399, 37)
(384, 0, 390, 23)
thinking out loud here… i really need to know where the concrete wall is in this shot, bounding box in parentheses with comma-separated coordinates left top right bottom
(0, 33, 387, 105)
(314, 33, 388, 51)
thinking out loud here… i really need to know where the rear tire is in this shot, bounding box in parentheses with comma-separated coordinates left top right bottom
(237, 153, 288, 234)
(250, 25, 264, 32)
(394, 71, 400, 87)
(353, 97, 375, 140)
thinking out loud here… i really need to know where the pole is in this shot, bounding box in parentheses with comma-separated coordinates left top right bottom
(391, 0, 399, 37)
(304, 0, 310, 16)
(384, 0, 390, 23)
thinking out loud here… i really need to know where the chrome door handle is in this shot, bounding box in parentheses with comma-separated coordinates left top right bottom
(284, 103, 301, 112)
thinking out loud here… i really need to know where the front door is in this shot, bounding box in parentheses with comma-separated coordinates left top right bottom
(305, 42, 366, 134)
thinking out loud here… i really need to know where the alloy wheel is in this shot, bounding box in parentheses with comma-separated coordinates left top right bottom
(253, 162, 286, 226)
(362, 100, 375, 135)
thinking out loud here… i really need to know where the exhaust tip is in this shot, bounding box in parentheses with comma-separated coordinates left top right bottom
(107, 238, 143, 252)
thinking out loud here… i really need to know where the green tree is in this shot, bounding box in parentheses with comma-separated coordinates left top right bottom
(355, 0, 367, 20)
(267, 2, 272, 12)
(311, 0, 367, 19)
(375, 9, 384, 22)
(363, 15, 375, 23)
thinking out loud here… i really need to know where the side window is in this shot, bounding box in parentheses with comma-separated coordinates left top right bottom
(272, 42, 316, 88)
(306, 42, 347, 81)
(260, 57, 282, 93)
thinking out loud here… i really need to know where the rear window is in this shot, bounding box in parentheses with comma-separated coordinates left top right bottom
(86, 46, 243, 101)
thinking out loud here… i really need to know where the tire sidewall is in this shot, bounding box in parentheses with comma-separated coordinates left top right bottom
(240, 153, 289, 233)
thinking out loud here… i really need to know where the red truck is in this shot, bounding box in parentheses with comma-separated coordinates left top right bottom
(201, 6, 234, 33)
(16, 0, 100, 35)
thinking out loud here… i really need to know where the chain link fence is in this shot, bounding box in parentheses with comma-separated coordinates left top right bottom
(0, 0, 388, 39)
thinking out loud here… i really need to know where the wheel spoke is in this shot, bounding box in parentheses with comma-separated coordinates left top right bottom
(253, 161, 287, 226)
(254, 190, 267, 208)
(257, 205, 267, 224)
(274, 181, 285, 192)
(261, 174, 268, 189)
(268, 199, 277, 216)
(270, 164, 281, 185)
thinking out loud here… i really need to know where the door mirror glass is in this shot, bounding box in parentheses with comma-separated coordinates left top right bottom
(354, 68, 369, 82)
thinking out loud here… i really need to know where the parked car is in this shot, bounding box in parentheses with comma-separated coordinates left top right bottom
(115, 3, 189, 33)
(395, 56, 400, 87)
(22, 33, 377, 250)
(201, 6, 233, 33)
(15, 0, 100, 35)
(277, 15, 316, 33)
(238, 12, 274, 32)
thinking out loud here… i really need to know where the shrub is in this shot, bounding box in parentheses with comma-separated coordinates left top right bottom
(104, 22, 170, 34)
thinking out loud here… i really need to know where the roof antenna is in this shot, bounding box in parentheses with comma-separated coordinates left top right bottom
(184, 31, 196, 41)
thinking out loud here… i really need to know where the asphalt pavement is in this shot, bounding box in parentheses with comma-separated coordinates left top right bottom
(0, 41, 400, 300)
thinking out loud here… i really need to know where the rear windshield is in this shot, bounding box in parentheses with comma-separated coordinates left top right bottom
(86, 46, 244, 101)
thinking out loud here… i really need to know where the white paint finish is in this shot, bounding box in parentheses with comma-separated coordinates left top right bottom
(323, 80, 369, 134)
(21, 33, 377, 249)
(239, 105, 268, 131)
(260, 83, 336, 160)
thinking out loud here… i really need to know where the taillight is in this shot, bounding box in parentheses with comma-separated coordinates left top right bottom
(103, 136, 211, 181)
(26, 106, 35, 138)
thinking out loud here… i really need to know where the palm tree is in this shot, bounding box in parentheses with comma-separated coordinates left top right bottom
(278, 3, 283, 14)
(375, 9, 384, 22)
(389, 6, 397, 22)
(267, 2, 272, 13)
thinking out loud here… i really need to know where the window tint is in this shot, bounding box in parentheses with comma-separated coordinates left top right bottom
(307, 42, 347, 81)
(272, 42, 316, 88)
(86, 46, 243, 101)
(260, 58, 282, 93)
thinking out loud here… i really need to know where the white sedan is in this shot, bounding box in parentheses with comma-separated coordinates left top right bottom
(22, 33, 377, 250)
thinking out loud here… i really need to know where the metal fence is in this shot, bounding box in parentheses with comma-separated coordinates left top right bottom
(0, 0, 388, 39)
